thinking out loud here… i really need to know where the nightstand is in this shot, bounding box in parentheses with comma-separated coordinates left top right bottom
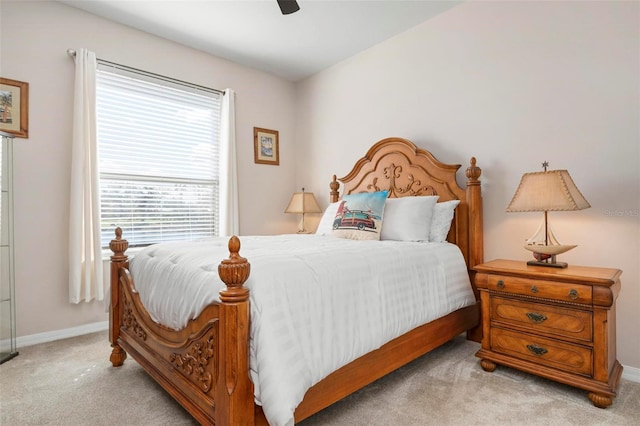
(474, 259, 623, 408)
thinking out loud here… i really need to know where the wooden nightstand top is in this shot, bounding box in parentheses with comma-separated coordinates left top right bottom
(473, 259, 622, 288)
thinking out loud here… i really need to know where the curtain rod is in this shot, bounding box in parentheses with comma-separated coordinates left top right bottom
(66, 49, 225, 95)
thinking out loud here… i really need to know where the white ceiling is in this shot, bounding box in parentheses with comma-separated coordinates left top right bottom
(60, 0, 462, 81)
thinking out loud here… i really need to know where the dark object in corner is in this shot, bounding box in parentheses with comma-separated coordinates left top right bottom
(277, 0, 300, 15)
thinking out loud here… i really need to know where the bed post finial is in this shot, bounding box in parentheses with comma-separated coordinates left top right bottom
(330, 174, 340, 203)
(218, 236, 251, 303)
(109, 227, 129, 260)
(466, 157, 481, 185)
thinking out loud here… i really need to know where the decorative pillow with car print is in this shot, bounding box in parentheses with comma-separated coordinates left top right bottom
(331, 190, 388, 241)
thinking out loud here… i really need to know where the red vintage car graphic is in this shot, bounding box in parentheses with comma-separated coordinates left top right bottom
(333, 211, 376, 231)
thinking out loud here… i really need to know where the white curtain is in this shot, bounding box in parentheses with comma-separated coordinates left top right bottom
(68, 48, 103, 303)
(219, 88, 239, 236)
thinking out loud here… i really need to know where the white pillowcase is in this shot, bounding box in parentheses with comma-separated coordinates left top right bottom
(380, 196, 439, 242)
(429, 200, 461, 243)
(315, 202, 339, 235)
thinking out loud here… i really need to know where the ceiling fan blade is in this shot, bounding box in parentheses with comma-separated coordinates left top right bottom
(277, 0, 300, 15)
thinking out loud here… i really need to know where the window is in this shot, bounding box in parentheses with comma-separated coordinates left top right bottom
(96, 63, 223, 248)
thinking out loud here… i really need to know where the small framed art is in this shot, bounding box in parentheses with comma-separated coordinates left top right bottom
(253, 127, 279, 165)
(0, 78, 29, 138)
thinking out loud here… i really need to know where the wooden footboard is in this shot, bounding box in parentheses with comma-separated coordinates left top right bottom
(109, 230, 256, 425)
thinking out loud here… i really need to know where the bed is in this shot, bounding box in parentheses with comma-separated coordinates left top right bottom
(108, 137, 484, 425)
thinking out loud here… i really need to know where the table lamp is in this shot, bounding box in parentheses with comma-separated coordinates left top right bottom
(285, 188, 322, 233)
(506, 162, 590, 268)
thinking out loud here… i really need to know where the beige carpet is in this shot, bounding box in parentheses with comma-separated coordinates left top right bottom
(1, 331, 638, 425)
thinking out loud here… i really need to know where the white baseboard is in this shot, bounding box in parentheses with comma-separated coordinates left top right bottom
(622, 365, 640, 383)
(15, 321, 108, 348)
(7, 322, 640, 384)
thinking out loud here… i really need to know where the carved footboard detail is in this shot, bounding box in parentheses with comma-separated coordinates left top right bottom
(169, 330, 217, 393)
(117, 278, 220, 398)
(113, 267, 222, 422)
(122, 298, 147, 340)
(116, 273, 221, 422)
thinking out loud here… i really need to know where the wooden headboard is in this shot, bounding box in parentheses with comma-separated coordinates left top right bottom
(329, 137, 483, 270)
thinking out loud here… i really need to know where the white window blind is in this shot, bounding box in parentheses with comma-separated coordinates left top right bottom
(96, 63, 222, 248)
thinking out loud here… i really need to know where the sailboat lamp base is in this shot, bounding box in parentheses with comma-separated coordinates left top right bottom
(527, 259, 568, 268)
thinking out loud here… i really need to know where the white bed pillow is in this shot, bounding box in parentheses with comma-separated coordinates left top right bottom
(429, 200, 461, 243)
(315, 202, 340, 235)
(380, 196, 439, 241)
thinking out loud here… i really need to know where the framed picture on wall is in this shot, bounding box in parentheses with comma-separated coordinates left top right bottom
(0, 77, 29, 138)
(253, 127, 279, 165)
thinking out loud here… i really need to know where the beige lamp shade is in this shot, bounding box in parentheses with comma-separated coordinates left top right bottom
(506, 170, 590, 212)
(285, 189, 321, 233)
(506, 167, 590, 268)
(285, 190, 322, 214)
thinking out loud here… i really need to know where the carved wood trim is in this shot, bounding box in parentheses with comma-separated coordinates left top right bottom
(365, 163, 438, 196)
(122, 298, 147, 340)
(170, 329, 218, 394)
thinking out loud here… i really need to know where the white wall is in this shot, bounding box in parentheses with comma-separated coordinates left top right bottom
(0, 1, 297, 337)
(296, 1, 640, 370)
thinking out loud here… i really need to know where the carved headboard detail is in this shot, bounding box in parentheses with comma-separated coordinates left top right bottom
(330, 137, 483, 269)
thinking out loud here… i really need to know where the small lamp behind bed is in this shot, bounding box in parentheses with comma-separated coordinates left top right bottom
(285, 188, 322, 234)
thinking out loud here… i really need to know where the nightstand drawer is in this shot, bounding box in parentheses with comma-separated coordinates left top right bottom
(486, 274, 592, 304)
(491, 297, 593, 342)
(491, 328, 593, 376)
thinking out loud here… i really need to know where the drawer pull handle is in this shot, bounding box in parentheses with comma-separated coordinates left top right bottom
(568, 289, 578, 300)
(526, 344, 548, 356)
(531, 285, 538, 293)
(497, 280, 504, 289)
(526, 312, 548, 324)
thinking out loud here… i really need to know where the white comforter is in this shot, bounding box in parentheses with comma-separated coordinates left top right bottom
(130, 234, 475, 426)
